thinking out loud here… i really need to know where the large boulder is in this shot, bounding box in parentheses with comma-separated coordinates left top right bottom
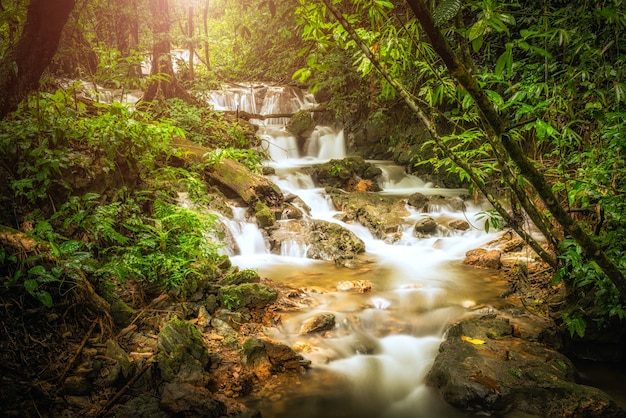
(286, 110, 316, 139)
(157, 316, 211, 385)
(329, 191, 408, 241)
(426, 316, 625, 417)
(308, 156, 382, 191)
(242, 337, 309, 380)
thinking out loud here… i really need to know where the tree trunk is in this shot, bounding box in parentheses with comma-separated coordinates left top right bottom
(203, 0, 211, 69)
(0, 0, 75, 120)
(143, 0, 195, 103)
(188, 3, 195, 81)
(405, 0, 626, 300)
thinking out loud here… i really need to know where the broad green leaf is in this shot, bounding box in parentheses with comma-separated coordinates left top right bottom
(28, 265, 47, 276)
(24, 279, 38, 293)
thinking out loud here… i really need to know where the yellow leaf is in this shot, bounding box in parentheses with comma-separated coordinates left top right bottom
(461, 335, 485, 345)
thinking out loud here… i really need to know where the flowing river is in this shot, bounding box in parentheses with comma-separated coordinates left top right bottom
(208, 85, 514, 417)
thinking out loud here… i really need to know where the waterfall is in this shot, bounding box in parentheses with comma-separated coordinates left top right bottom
(205, 84, 502, 418)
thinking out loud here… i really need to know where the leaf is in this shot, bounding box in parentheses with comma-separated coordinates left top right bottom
(461, 335, 486, 345)
(433, 0, 462, 27)
(28, 265, 47, 276)
(24, 279, 39, 293)
(37, 291, 53, 308)
(468, 19, 487, 41)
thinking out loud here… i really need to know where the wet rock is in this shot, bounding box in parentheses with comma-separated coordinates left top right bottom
(449, 219, 470, 231)
(413, 216, 438, 237)
(254, 201, 275, 228)
(279, 202, 304, 220)
(299, 312, 336, 334)
(309, 156, 382, 190)
(337, 280, 372, 293)
(446, 196, 467, 212)
(407, 192, 429, 209)
(160, 382, 227, 418)
(464, 248, 502, 269)
(426, 316, 626, 417)
(328, 191, 408, 240)
(111, 299, 136, 327)
(242, 337, 309, 381)
(286, 110, 316, 138)
(306, 219, 365, 261)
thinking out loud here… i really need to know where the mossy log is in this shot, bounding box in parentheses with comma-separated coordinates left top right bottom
(171, 137, 283, 206)
(204, 158, 283, 206)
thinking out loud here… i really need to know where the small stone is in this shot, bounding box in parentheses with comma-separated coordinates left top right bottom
(449, 219, 470, 231)
(299, 313, 336, 334)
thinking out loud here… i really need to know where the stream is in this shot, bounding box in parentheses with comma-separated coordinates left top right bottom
(207, 85, 512, 417)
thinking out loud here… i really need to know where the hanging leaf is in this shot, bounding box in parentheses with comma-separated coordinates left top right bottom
(461, 335, 486, 345)
(433, 0, 462, 27)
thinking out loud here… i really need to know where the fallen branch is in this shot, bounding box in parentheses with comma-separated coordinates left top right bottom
(57, 319, 98, 386)
(94, 357, 155, 418)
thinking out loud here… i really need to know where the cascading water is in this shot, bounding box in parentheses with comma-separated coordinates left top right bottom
(206, 85, 505, 417)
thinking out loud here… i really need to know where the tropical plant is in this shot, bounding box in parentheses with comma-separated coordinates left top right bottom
(295, 0, 626, 335)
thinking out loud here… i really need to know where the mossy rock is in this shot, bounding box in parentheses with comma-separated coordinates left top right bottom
(218, 283, 278, 310)
(157, 316, 210, 369)
(286, 110, 316, 138)
(254, 201, 275, 228)
(111, 299, 136, 327)
(222, 269, 261, 286)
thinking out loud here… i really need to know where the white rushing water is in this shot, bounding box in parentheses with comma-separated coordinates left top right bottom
(207, 85, 502, 418)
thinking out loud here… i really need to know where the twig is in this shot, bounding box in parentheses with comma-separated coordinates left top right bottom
(94, 357, 154, 418)
(57, 319, 97, 386)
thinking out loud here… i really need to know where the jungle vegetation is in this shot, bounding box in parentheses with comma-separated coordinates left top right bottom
(0, 0, 624, 344)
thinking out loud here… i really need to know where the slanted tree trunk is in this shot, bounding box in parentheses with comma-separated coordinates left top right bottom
(320, 0, 558, 268)
(143, 0, 195, 103)
(405, 0, 626, 300)
(0, 0, 75, 120)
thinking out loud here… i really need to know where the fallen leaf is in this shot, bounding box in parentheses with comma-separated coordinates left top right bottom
(461, 335, 485, 345)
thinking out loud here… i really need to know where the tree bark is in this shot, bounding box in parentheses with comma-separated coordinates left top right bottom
(143, 0, 196, 103)
(0, 0, 75, 120)
(405, 0, 626, 300)
(204, 158, 283, 206)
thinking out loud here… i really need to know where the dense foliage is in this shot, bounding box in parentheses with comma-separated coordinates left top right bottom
(295, 0, 626, 336)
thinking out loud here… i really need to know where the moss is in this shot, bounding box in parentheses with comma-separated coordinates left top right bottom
(222, 269, 261, 286)
(218, 283, 278, 310)
(254, 201, 275, 228)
